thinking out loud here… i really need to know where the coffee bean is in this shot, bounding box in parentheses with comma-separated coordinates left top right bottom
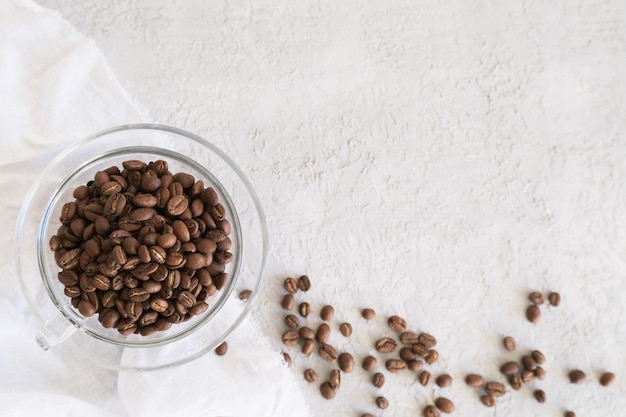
(435, 374, 453, 388)
(150, 298, 168, 313)
(531, 350, 546, 365)
(434, 397, 455, 414)
(318, 343, 338, 362)
(400, 331, 419, 345)
(339, 322, 352, 337)
(362, 355, 377, 371)
(101, 309, 121, 328)
(509, 375, 522, 390)
(299, 326, 315, 340)
(548, 291, 561, 306)
(329, 369, 341, 390)
(400, 347, 416, 362)
(301, 339, 315, 356)
(529, 291, 545, 305)
(569, 369, 586, 384)
(425, 349, 439, 365)
(565, 412, 576, 417)
(215, 341, 228, 356)
(412, 343, 429, 357)
(375, 337, 398, 353)
(387, 315, 407, 332)
(338, 353, 354, 373)
(522, 355, 537, 370)
(298, 302, 310, 317)
(320, 382, 336, 400)
(282, 352, 292, 367)
(534, 389, 546, 403)
(419, 370, 431, 386)
(480, 395, 495, 407)
(238, 289, 252, 301)
(361, 308, 376, 320)
(375, 396, 389, 410)
(485, 381, 506, 397)
(58, 270, 79, 286)
(522, 369, 535, 383)
(188, 301, 208, 316)
(600, 372, 615, 386)
(407, 359, 424, 372)
(281, 294, 294, 310)
(501, 361, 520, 376)
(526, 305, 541, 323)
(297, 275, 311, 291)
(129, 288, 150, 303)
(78, 300, 96, 317)
(281, 330, 300, 347)
(503, 336, 516, 352)
(304, 369, 318, 383)
(372, 372, 385, 388)
(418, 332, 437, 348)
(535, 366, 546, 380)
(283, 277, 298, 294)
(316, 323, 330, 343)
(177, 290, 196, 308)
(423, 405, 441, 417)
(320, 305, 334, 321)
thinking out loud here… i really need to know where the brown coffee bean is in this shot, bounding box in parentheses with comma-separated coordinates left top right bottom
(320, 382, 336, 400)
(58, 270, 79, 286)
(297, 275, 311, 291)
(304, 369, 318, 383)
(78, 300, 96, 317)
(435, 374, 453, 388)
(534, 389, 546, 403)
(338, 353, 354, 373)
(318, 343, 338, 362)
(548, 291, 561, 306)
(407, 359, 424, 372)
(150, 297, 168, 313)
(102, 291, 117, 308)
(399, 330, 419, 345)
(522, 369, 535, 383)
(128, 288, 150, 303)
(339, 322, 352, 337)
(569, 369, 586, 384)
(177, 290, 196, 308)
(316, 323, 330, 343)
(375, 396, 389, 410)
(281, 294, 294, 310)
(281, 330, 300, 347)
(101, 309, 121, 328)
(400, 346, 416, 362)
(387, 315, 407, 332)
(425, 349, 439, 364)
(509, 375, 522, 390)
(361, 308, 376, 320)
(372, 372, 385, 388)
(531, 350, 546, 365)
(600, 372, 615, 386)
(529, 291, 545, 305)
(320, 305, 334, 321)
(138, 310, 157, 326)
(526, 305, 541, 323)
(485, 381, 506, 397)
(329, 369, 341, 390)
(535, 366, 546, 380)
(480, 395, 495, 407)
(298, 302, 310, 318)
(503, 336, 516, 352)
(565, 412, 576, 417)
(423, 405, 441, 417)
(418, 332, 437, 348)
(283, 277, 298, 294)
(375, 337, 398, 353)
(122, 160, 146, 171)
(284, 314, 299, 329)
(419, 370, 431, 386)
(465, 374, 484, 388)
(214, 341, 228, 356)
(282, 352, 292, 367)
(362, 355, 377, 371)
(301, 339, 315, 356)
(434, 397, 455, 414)
(188, 301, 208, 315)
(522, 355, 537, 370)
(501, 361, 520, 376)
(166, 195, 188, 216)
(412, 343, 429, 357)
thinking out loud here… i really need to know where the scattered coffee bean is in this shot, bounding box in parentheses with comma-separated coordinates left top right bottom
(600, 372, 615, 387)
(485, 381, 506, 397)
(362, 355, 377, 371)
(283, 277, 298, 294)
(434, 397, 455, 414)
(339, 322, 352, 337)
(299, 326, 315, 340)
(407, 359, 424, 372)
(304, 368, 318, 383)
(375, 337, 398, 353)
(281, 294, 295, 310)
(535, 366, 546, 380)
(282, 352, 292, 367)
(423, 405, 441, 417)
(387, 315, 407, 332)
(281, 330, 299, 347)
(329, 369, 341, 389)
(435, 374, 453, 388)
(569, 369, 586, 384)
(318, 343, 338, 362)
(320, 305, 334, 321)
(400, 331, 419, 345)
(320, 381, 336, 400)
(400, 346, 416, 362)
(509, 375, 522, 391)
(386, 359, 406, 373)
(531, 350, 546, 365)
(301, 339, 315, 355)
(418, 332, 437, 348)
(375, 396, 389, 410)
(419, 370, 431, 386)
(297, 275, 311, 292)
(316, 323, 331, 343)
(412, 343, 429, 357)
(361, 308, 376, 320)
(548, 291, 561, 306)
(522, 369, 535, 384)
(215, 341, 228, 356)
(338, 353, 355, 373)
(534, 389, 546, 403)
(372, 372, 385, 388)
(564, 411, 576, 417)
(480, 395, 495, 407)
(465, 374, 484, 387)
(238, 289, 252, 301)
(503, 336, 516, 352)
(526, 305, 541, 323)
(425, 349, 439, 365)
(529, 291, 545, 305)
(284, 314, 299, 329)
(522, 355, 537, 370)
(298, 302, 310, 317)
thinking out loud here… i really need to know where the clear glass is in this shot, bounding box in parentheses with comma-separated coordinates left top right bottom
(15, 124, 268, 371)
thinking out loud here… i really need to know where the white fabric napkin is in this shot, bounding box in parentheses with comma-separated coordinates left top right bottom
(0, 1, 312, 416)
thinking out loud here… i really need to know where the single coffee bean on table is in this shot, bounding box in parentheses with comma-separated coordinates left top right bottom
(362, 355, 377, 371)
(501, 361, 520, 375)
(418, 332, 437, 348)
(485, 381, 506, 397)
(535, 366, 546, 380)
(465, 373, 484, 387)
(281, 294, 295, 310)
(503, 336, 516, 352)
(284, 314, 299, 328)
(526, 305, 541, 323)
(301, 339, 315, 355)
(387, 315, 407, 332)
(407, 359, 424, 372)
(281, 330, 299, 347)
(375, 396, 389, 410)
(320, 305, 334, 321)
(569, 369, 586, 384)
(419, 370, 431, 386)
(319, 381, 336, 400)
(298, 302, 310, 318)
(480, 394, 495, 407)
(297, 275, 311, 291)
(531, 349, 546, 364)
(425, 349, 439, 364)
(338, 352, 355, 373)
(282, 352, 292, 367)
(372, 372, 385, 388)
(375, 337, 398, 353)
(386, 359, 406, 373)
(548, 291, 561, 306)
(509, 375, 522, 390)
(599, 372, 615, 386)
(215, 341, 228, 356)
(423, 405, 441, 417)
(522, 355, 537, 370)
(534, 389, 546, 403)
(283, 277, 298, 294)
(435, 374, 453, 388)
(400, 330, 419, 345)
(299, 326, 315, 340)
(339, 322, 352, 337)
(329, 369, 341, 390)
(316, 323, 331, 343)
(361, 308, 376, 320)
(529, 291, 545, 305)
(564, 411, 576, 417)
(522, 369, 535, 384)
(318, 343, 339, 362)
(434, 397, 455, 414)
(304, 368, 318, 383)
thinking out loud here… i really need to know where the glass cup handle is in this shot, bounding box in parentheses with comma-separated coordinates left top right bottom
(36, 313, 77, 351)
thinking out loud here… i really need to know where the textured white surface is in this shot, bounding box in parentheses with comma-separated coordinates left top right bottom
(26, 0, 626, 415)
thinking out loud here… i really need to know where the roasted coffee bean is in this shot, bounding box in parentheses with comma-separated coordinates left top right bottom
(177, 291, 196, 308)
(526, 305, 541, 323)
(316, 323, 330, 343)
(283, 277, 298, 294)
(375, 337, 398, 353)
(298, 302, 310, 317)
(425, 349, 439, 364)
(534, 389, 546, 403)
(434, 397, 455, 414)
(101, 309, 121, 328)
(339, 322, 352, 337)
(387, 315, 407, 332)
(522, 355, 537, 370)
(58, 270, 78, 286)
(407, 359, 424, 372)
(435, 374, 453, 388)
(281, 294, 294, 310)
(375, 396, 389, 410)
(400, 346, 416, 362)
(412, 343, 429, 357)
(77, 300, 96, 317)
(318, 343, 338, 362)
(329, 369, 341, 389)
(372, 372, 385, 388)
(501, 361, 520, 376)
(304, 369, 318, 383)
(548, 291, 561, 306)
(423, 405, 441, 417)
(138, 310, 157, 326)
(522, 369, 535, 383)
(117, 319, 137, 335)
(361, 308, 376, 320)
(301, 339, 315, 356)
(215, 341, 228, 356)
(529, 291, 545, 305)
(319, 382, 336, 400)
(285, 314, 299, 329)
(480, 395, 495, 407)
(150, 297, 169, 313)
(299, 326, 315, 340)
(338, 353, 354, 373)
(297, 275, 311, 291)
(320, 305, 334, 321)
(503, 336, 516, 352)
(485, 381, 506, 397)
(569, 369, 586, 384)
(418, 332, 437, 348)
(362, 355, 377, 371)
(600, 372, 615, 387)
(531, 350, 546, 365)
(281, 330, 300, 347)
(419, 370, 431, 386)
(400, 331, 419, 345)
(102, 291, 117, 308)
(565, 411, 576, 417)
(509, 375, 522, 390)
(189, 301, 208, 315)
(129, 288, 150, 303)
(58, 248, 81, 270)
(281, 352, 292, 367)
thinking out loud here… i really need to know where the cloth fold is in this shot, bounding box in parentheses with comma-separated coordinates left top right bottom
(0, 1, 311, 415)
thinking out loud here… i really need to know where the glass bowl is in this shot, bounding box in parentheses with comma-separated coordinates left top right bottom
(15, 124, 268, 371)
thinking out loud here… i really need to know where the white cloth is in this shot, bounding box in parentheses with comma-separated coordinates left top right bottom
(0, 1, 312, 416)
